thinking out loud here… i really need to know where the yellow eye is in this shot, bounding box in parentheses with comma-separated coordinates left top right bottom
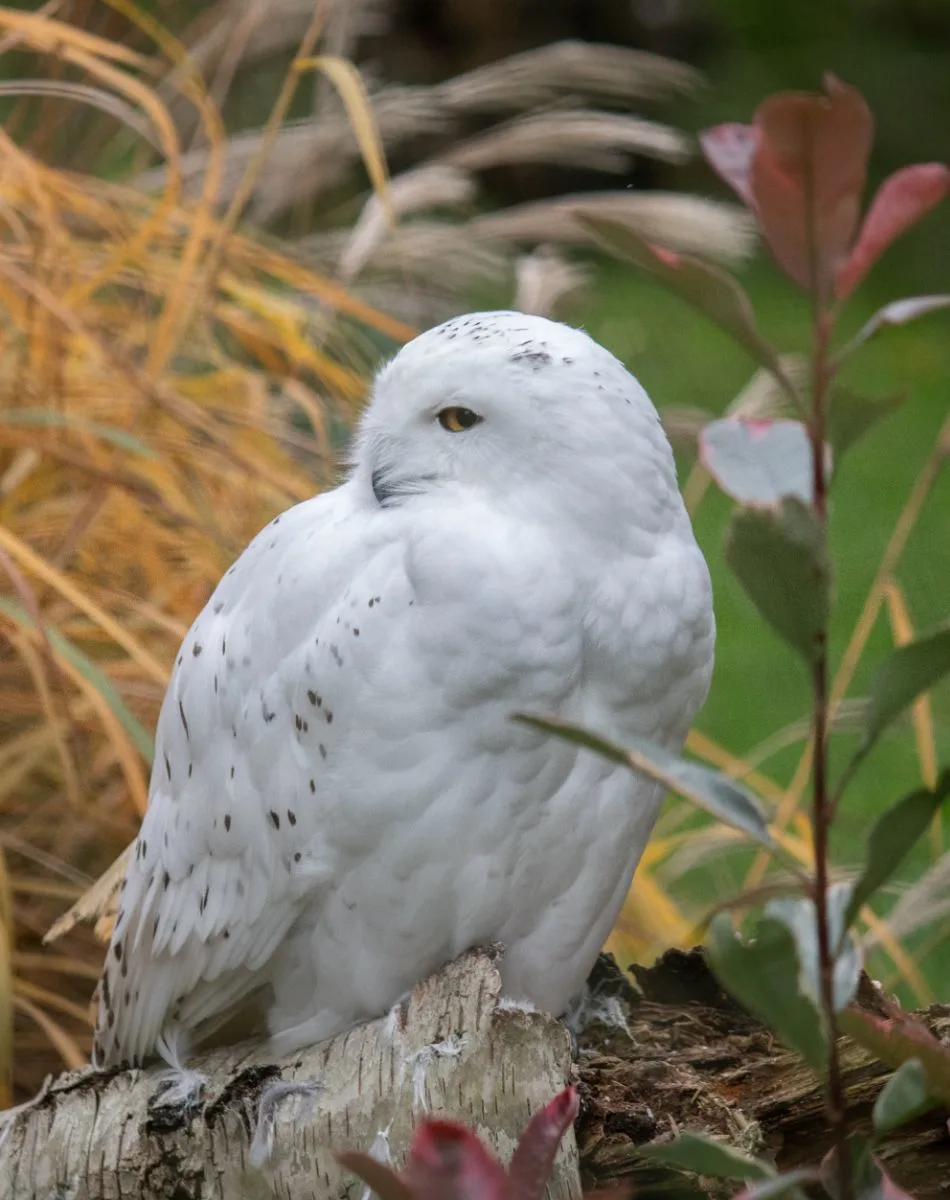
(437, 406, 483, 432)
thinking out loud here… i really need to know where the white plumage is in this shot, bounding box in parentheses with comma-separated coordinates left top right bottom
(93, 311, 714, 1068)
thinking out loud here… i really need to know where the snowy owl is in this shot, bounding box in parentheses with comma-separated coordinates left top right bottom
(92, 311, 714, 1069)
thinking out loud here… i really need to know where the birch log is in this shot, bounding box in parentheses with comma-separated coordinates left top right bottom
(4, 948, 950, 1200)
(0, 948, 578, 1200)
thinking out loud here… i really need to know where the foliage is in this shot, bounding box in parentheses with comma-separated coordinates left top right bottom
(537, 74, 950, 1198)
(338, 1086, 580, 1200)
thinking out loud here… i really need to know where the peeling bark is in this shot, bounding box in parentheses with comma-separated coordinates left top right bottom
(3, 948, 949, 1200)
(0, 949, 578, 1200)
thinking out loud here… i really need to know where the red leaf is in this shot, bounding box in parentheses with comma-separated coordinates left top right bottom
(507, 1087, 579, 1200)
(750, 74, 873, 297)
(403, 1119, 510, 1200)
(835, 162, 950, 297)
(700, 123, 757, 208)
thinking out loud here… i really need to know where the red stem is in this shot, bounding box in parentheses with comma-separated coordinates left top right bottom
(810, 306, 851, 1197)
(799, 105, 851, 1194)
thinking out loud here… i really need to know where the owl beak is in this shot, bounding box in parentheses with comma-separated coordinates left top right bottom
(371, 468, 436, 506)
(372, 468, 397, 506)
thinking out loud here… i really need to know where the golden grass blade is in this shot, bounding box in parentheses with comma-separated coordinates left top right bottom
(13, 953, 100, 981)
(14, 977, 93, 1025)
(12, 993, 86, 1072)
(686, 728, 786, 805)
(222, 254, 415, 344)
(97, 0, 229, 375)
(44, 845, 132, 945)
(294, 54, 394, 226)
(8, 631, 83, 810)
(608, 865, 693, 963)
(0, 9, 152, 69)
(204, 0, 332, 288)
(861, 907, 933, 1005)
(883, 578, 941, 857)
(0, 18, 186, 314)
(0, 408, 157, 457)
(0, 527, 168, 686)
(0, 599, 153, 800)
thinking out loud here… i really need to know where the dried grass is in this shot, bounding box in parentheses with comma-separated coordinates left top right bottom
(0, 3, 407, 1105)
(134, 9, 752, 329)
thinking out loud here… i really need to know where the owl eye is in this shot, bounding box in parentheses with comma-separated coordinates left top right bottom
(437, 406, 483, 432)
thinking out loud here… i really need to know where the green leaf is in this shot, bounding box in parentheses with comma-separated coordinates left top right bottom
(637, 1132, 773, 1182)
(579, 217, 798, 404)
(707, 913, 828, 1072)
(839, 1008, 950, 1107)
(0, 597, 154, 763)
(873, 1058, 933, 1136)
(735, 1169, 818, 1200)
(699, 418, 818, 505)
(767, 884, 862, 1012)
(826, 388, 905, 456)
(845, 772, 950, 929)
(725, 498, 831, 663)
(515, 716, 774, 850)
(863, 625, 950, 754)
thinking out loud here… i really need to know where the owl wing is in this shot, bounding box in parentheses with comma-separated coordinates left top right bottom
(93, 486, 416, 1066)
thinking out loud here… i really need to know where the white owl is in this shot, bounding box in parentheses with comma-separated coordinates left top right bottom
(92, 311, 714, 1069)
